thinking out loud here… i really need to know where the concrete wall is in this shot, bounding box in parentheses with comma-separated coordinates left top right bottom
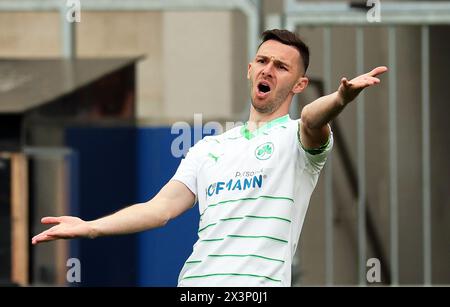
(0, 10, 248, 121)
(0, 12, 61, 57)
(162, 11, 247, 120)
(77, 11, 163, 119)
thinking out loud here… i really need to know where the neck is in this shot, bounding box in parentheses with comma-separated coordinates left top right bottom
(247, 103, 290, 132)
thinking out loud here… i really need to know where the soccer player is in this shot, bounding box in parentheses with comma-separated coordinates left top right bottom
(32, 29, 387, 286)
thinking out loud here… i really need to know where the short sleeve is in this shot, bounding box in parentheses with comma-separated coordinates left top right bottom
(297, 120, 334, 174)
(171, 139, 208, 198)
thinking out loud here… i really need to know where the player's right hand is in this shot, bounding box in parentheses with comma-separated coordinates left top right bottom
(31, 216, 93, 245)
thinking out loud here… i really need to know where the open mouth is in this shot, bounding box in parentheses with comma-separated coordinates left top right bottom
(257, 81, 271, 96)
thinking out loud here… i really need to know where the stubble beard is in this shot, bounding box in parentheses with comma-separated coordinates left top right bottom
(249, 79, 292, 115)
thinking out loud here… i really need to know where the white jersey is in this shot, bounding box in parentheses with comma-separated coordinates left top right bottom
(172, 114, 333, 287)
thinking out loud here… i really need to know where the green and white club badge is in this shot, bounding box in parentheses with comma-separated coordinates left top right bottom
(255, 142, 274, 160)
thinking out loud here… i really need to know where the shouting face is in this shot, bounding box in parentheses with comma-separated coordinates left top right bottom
(247, 40, 308, 114)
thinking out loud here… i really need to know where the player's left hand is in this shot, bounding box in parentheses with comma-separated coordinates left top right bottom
(338, 66, 388, 104)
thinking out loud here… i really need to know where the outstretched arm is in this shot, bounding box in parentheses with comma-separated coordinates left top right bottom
(300, 66, 388, 149)
(31, 180, 195, 244)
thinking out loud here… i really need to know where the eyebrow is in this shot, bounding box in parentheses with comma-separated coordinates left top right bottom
(256, 55, 291, 69)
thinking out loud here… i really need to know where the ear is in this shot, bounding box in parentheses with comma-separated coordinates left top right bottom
(292, 77, 309, 94)
(247, 63, 252, 80)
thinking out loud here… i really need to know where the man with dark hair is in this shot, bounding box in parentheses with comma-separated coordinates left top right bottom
(260, 29, 310, 73)
(32, 29, 387, 286)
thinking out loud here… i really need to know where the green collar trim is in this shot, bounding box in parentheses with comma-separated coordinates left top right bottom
(240, 114, 290, 140)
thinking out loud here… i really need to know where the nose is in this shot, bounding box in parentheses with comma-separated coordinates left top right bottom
(262, 62, 274, 78)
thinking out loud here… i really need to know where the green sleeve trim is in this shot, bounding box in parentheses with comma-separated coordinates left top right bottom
(298, 124, 331, 155)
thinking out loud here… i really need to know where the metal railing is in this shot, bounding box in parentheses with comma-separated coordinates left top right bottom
(271, 0, 450, 285)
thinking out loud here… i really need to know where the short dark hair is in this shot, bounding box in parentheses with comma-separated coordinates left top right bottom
(259, 29, 310, 74)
